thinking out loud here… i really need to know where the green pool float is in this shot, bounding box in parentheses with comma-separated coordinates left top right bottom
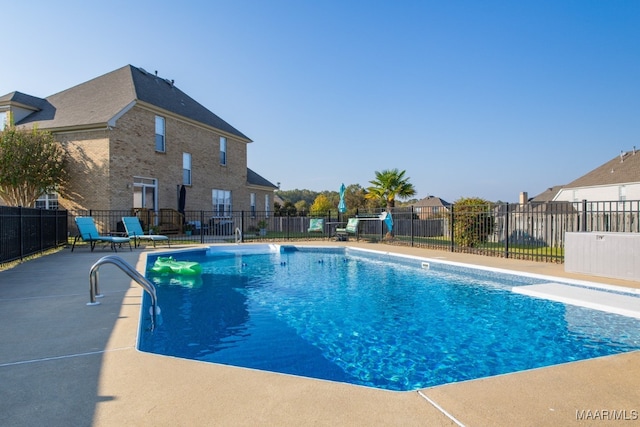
(150, 256, 202, 275)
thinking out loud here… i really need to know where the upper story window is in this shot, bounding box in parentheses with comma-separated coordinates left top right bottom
(155, 115, 165, 152)
(219, 136, 227, 165)
(183, 152, 192, 185)
(0, 111, 7, 130)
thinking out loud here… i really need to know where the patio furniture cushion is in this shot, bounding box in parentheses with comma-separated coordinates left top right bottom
(308, 218, 325, 233)
(335, 218, 359, 241)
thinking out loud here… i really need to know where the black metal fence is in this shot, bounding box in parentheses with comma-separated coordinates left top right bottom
(2, 199, 638, 266)
(0, 206, 68, 264)
(65, 209, 352, 243)
(385, 199, 640, 262)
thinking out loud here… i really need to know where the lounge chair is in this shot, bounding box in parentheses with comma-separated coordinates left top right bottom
(122, 216, 170, 248)
(72, 216, 132, 252)
(307, 218, 325, 233)
(335, 218, 359, 241)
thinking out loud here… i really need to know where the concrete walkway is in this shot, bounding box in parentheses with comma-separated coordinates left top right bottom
(1, 242, 639, 426)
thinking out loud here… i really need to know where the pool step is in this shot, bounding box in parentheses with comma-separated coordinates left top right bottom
(512, 283, 640, 319)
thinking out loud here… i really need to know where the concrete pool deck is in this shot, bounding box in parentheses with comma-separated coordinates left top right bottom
(1, 242, 639, 426)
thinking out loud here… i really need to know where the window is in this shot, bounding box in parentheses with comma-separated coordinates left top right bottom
(133, 176, 157, 210)
(183, 152, 192, 185)
(219, 136, 227, 165)
(265, 194, 270, 218)
(0, 111, 7, 130)
(620, 185, 627, 201)
(250, 193, 256, 217)
(212, 189, 232, 217)
(155, 116, 165, 152)
(35, 192, 59, 209)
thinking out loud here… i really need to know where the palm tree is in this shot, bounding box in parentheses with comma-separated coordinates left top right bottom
(365, 168, 416, 211)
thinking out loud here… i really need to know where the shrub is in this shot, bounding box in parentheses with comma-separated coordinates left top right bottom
(453, 197, 495, 247)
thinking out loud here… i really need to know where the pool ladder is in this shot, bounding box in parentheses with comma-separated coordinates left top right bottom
(87, 255, 158, 330)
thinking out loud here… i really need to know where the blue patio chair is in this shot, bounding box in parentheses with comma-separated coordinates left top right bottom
(72, 216, 131, 252)
(122, 216, 170, 248)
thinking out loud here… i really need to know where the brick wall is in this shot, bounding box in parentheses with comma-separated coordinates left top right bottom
(57, 129, 112, 211)
(56, 105, 271, 213)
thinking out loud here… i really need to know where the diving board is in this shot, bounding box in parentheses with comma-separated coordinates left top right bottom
(513, 283, 640, 319)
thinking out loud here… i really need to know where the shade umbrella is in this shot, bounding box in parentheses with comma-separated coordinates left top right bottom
(338, 183, 347, 213)
(338, 183, 347, 223)
(178, 185, 186, 216)
(384, 211, 393, 233)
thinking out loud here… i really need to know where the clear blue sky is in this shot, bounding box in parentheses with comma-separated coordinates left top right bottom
(3, 1, 639, 202)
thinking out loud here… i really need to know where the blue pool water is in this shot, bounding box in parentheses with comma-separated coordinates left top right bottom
(138, 246, 640, 391)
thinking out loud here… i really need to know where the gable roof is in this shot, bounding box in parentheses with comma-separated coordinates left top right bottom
(247, 168, 278, 189)
(412, 195, 451, 208)
(0, 91, 48, 110)
(564, 150, 640, 189)
(530, 185, 563, 203)
(8, 65, 251, 141)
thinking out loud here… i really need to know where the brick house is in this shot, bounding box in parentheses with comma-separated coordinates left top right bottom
(0, 65, 277, 222)
(495, 149, 640, 246)
(410, 195, 451, 220)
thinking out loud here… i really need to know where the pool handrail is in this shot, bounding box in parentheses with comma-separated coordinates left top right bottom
(88, 255, 158, 329)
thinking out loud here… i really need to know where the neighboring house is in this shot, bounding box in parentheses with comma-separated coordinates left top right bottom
(273, 194, 285, 207)
(411, 195, 451, 219)
(528, 186, 563, 203)
(497, 149, 640, 245)
(553, 149, 640, 203)
(500, 190, 576, 247)
(0, 65, 277, 221)
(406, 196, 452, 238)
(551, 148, 640, 232)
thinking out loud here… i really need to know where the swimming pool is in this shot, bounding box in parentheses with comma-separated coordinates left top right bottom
(137, 245, 640, 391)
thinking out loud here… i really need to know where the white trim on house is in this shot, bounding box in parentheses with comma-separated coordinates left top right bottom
(553, 182, 640, 203)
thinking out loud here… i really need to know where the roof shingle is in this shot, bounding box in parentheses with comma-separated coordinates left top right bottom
(11, 65, 251, 141)
(564, 150, 640, 188)
(247, 168, 278, 189)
